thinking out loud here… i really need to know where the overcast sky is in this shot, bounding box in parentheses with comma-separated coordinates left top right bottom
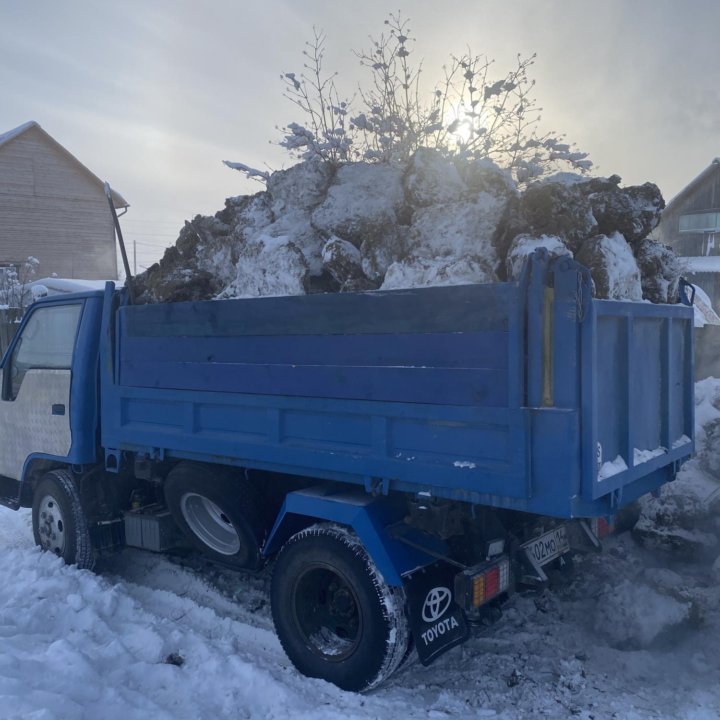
(2, 0, 719, 272)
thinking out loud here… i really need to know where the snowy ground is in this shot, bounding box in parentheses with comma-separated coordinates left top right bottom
(3, 429, 720, 717)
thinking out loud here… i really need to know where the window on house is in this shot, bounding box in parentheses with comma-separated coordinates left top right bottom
(679, 212, 720, 233)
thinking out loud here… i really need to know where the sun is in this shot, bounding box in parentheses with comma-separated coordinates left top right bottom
(443, 107, 474, 148)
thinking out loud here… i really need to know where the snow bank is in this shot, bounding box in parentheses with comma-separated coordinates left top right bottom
(593, 579, 691, 649)
(4, 502, 720, 719)
(634, 377, 720, 558)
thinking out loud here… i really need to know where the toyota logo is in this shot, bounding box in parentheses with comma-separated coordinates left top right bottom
(422, 586, 452, 623)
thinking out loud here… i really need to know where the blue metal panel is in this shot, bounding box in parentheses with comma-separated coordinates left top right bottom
(103, 385, 530, 500)
(120, 332, 509, 369)
(526, 251, 550, 407)
(262, 486, 438, 585)
(119, 360, 509, 407)
(552, 258, 586, 409)
(67, 295, 103, 465)
(97, 254, 695, 520)
(121, 283, 512, 337)
(585, 300, 694, 502)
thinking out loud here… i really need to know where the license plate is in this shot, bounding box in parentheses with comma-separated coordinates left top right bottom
(521, 526, 569, 567)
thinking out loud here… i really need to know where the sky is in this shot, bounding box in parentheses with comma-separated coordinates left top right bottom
(1, 0, 719, 273)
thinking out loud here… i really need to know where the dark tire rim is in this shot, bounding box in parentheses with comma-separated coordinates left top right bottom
(36, 493, 66, 556)
(292, 563, 363, 662)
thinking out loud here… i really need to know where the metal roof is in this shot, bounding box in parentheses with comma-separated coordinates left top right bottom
(665, 158, 720, 213)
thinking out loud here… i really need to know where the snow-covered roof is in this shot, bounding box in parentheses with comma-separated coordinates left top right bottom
(0, 121, 129, 209)
(28, 277, 112, 296)
(665, 158, 720, 213)
(683, 256, 720, 274)
(0, 120, 36, 149)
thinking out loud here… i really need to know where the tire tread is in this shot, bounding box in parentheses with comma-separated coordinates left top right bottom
(33, 469, 95, 570)
(272, 522, 409, 691)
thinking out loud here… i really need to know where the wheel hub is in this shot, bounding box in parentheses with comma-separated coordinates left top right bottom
(37, 495, 66, 556)
(179, 492, 241, 555)
(294, 566, 362, 660)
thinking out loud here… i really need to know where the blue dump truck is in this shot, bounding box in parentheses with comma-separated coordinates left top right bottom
(0, 252, 695, 691)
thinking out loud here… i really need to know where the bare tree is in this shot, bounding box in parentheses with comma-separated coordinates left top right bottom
(275, 13, 591, 182)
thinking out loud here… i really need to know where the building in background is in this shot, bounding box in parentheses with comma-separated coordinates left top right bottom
(0, 121, 127, 281)
(655, 159, 720, 378)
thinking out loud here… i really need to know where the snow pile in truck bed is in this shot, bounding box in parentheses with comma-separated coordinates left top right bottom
(136, 152, 680, 305)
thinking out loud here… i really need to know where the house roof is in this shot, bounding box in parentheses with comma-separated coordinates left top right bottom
(0, 121, 129, 209)
(665, 158, 720, 213)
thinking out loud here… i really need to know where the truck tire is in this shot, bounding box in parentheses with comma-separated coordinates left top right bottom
(164, 462, 265, 570)
(32, 469, 95, 570)
(271, 523, 409, 692)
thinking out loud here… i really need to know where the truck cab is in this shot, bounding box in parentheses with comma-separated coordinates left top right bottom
(0, 290, 104, 507)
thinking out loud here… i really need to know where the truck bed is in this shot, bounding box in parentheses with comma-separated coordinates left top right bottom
(100, 254, 694, 517)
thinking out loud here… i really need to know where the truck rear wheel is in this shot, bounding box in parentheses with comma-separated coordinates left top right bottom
(32, 469, 95, 570)
(164, 462, 265, 570)
(271, 524, 409, 692)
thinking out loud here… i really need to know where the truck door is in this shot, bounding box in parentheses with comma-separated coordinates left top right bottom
(0, 302, 83, 480)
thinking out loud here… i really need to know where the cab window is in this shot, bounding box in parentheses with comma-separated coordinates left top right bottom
(3, 303, 82, 401)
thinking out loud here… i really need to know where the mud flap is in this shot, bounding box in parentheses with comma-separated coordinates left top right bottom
(404, 561, 469, 666)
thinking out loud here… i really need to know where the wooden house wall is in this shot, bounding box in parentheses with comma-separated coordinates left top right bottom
(0, 126, 117, 279)
(657, 164, 720, 257)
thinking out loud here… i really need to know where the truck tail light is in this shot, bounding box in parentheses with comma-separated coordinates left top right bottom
(455, 557, 511, 611)
(592, 517, 614, 539)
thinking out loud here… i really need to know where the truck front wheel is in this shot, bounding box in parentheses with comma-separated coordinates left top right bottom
(164, 462, 266, 570)
(271, 524, 409, 692)
(31, 469, 95, 569)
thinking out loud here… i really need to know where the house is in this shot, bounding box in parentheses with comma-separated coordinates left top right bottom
(0, 121, 128, 281)
(655, 159, 720, 378)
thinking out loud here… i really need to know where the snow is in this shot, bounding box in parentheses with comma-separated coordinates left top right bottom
(633, 446, 666, 464)
(0, 120, 37, 149)
(505, 233, 572, 280)
(403, 148, 466, 206)
(404, 194, 504, 264)
(687, 282, 720, 328)
(593, 579, 690, 649)
(533, 171, 589, 187)
(4, 509, 720, 719)
(580, 231, 643, 301)
(381, 255, 496, 290)
(5, 385, 720, 717)
(684, 256, 720, 274)
(311, 163, 405, 246)
(28, 278, 111, 295)
(598, 454, 628, 480)
(222, 160, 270, 181)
